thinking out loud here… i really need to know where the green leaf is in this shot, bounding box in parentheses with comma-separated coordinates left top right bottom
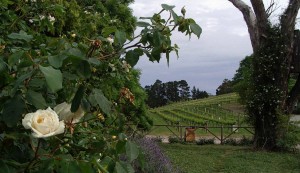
(0, 0, 14, 7)
(55, 160, 81, 173)
(2, 94, 25, 127)
(88, 89, 112, 115)
(37, 158, 55, 173)
(7, 30, 33, 42)
(166, 50, 170, 67)
(171, 11, 179, 24)
(8, 50, 24, 66)
(39, 65, 63, 92)
(12, 71, 34, 96)
(76, 60, 91, 78)
(115, 162, 127, 173)
(67, 48, 85, 59)
(17, 59, 34, 69)
(190, 23, 202, 38)
(28, 78, 45, 89)
(63, 72, 78, 80)
(0, 160, 14, 173)
(48, 54, 67, 68)
(0, 57, 7, 73)
(126, 164, 134, 173)
(71, 85, 85, 112)
(99, 156, 114, 173)
(116, 140, 126, 154)
(115, 30, 127, 45)
(125, 48, 143, 67)
(141, 49, 153, 60)
(102, 26, 117, 37)
(125, 141, 139, 163)
(150, 47, 161, 62)
(161, 4, 175, 11)
(153, 31, 162, 47)
(136, 21, 150, 27)
(88, 58, 101, 65)
(78, 161, 95, 173)
(174, 44, 179, 58)
(26, 90, 47, 109)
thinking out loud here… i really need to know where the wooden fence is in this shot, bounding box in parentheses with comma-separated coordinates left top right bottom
(144, 124, 254, 144)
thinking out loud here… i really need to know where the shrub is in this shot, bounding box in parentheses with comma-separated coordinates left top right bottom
(169, 136, 184, 144)
(224, 136, 253, 146)
(134, 138, 182, 173)
(223, 138, 239, 146)
(277, 124, 300, 151)
(0, 1, 200, 171)
(239, 136, 254, 146)
(196, 138, 215, 145)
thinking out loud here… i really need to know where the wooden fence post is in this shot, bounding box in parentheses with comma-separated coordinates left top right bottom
(221, 125, 224, 145)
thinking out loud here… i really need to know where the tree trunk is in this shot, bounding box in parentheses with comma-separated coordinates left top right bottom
(228, 0, 300, 150)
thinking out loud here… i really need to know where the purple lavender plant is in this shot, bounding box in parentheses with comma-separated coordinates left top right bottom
(134, 137, 182, 173)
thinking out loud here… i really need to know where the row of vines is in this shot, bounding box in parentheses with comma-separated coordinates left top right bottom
(150, 93, 246, 126)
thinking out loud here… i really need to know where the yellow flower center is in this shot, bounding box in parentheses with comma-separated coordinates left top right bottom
(37, 116, 44, 124)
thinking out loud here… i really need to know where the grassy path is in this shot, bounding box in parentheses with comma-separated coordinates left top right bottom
(160, 144, 300, 173)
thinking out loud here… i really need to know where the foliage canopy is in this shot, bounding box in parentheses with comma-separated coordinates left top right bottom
(0, 1, 201, 172)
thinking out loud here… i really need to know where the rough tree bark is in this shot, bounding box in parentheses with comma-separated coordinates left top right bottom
(228, 0, 300, 150)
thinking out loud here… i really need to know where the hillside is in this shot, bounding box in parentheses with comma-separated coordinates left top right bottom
(149, 93, 245, 126)
(146, 93, 251, 138)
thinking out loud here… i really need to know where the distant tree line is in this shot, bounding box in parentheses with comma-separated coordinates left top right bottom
(145, 80, 208, 108)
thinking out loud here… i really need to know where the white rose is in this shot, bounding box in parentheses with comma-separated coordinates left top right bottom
(48, 15, 55, 23)
(122, 60, 131, 73)
(106, 35, 114, 45)
(54, 102, 84, 123)
(22, 107, 65, 138)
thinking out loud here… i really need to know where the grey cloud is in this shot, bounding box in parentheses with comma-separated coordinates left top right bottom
(131, 0, 253, 94)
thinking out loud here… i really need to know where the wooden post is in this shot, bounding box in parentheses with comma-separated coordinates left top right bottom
(221, 125, 224, 145)
(180, 127, 183, 141)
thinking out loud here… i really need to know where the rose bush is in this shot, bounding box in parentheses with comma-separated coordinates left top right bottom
(0, 1, 200, 172)
(22, 107, 65, 138)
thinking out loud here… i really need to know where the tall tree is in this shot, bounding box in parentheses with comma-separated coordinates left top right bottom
(196, 89, 209, 99)
(228, 0, 300, 150)
(178, 80, 191, 100)
(232, 55, 253, 104)
(145, 80, 193, 107)
(216, 79, 233, 95)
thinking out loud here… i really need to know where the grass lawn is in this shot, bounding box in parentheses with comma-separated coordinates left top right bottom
(160, 144, 300, 173)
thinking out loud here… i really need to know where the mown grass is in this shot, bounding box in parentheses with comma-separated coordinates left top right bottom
(160, 143, 300, 173)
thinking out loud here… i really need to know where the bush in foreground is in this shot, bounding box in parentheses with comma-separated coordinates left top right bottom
(134, 138, 182, 173)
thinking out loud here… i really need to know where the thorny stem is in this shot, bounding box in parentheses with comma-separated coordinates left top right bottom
(97, 52, 118, 60)
(24, 139, 41, 173)
(123, 33, 142, 46)
(123, 42, 141, 50)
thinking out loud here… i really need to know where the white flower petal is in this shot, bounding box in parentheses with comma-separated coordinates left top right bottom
(22, 113, 34, 129)
(54, 102, 84, 123)
(22, 107, 64, 138)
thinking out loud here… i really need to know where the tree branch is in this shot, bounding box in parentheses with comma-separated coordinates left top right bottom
(250, 0, 268, 29)
(228, 0, 259, 51)
(281, 0, 300, 35)
(282, 0, 300, 113)
(286, 74, 300, 113)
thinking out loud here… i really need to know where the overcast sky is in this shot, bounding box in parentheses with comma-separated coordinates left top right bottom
(129, 0, 290, 95)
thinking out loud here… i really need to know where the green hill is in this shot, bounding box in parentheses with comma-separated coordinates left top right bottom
(149, 93, 245, 126)
(146, 93, 251, 137)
